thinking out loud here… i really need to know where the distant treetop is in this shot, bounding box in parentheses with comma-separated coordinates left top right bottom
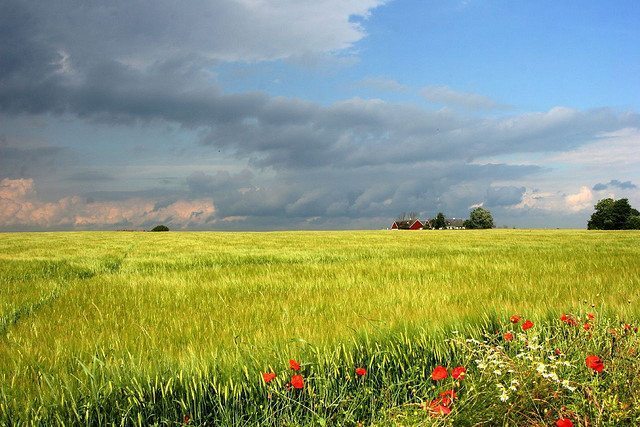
(150, 225, 170, 232)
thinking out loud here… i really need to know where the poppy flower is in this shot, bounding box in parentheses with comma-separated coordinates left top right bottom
(184, 414, 190, 424)
(503, 332, 514, 341)
(262, 372, 276, 383)
(587, 313, 595, 320)
(510, 314, 521, 324)
(585, 355, 604, 373)
(554, 348, 562, 356)
(289, 359, 301, 371)
(556, 418, 573, 427)
(522, 320, 534, 331)
(431, 365, 448, 381)
(355, 367, 367, 377)
(451, 366, 466, 380)
(290, 374, 304, 389)
(429, 401, 451, 416)
(583, 323, 591, 331)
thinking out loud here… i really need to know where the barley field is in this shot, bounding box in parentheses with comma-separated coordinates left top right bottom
(1, 230, 639, 425)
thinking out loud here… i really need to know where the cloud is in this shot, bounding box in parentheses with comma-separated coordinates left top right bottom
(1, 0, 385, 66)
(592, 179, 637, 191)
(565, 186, 593, 212)
(0, 178, 215, 229)
(552, 127, 640, 167)
(421, 85, 508, 110)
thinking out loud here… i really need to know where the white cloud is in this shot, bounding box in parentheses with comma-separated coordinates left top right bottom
(551, 127, 640, 167)
(565, 186, 593, 212)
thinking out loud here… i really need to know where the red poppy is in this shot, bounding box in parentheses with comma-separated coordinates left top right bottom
(587, 313, 595, 320)
(503, 332, 514, 341)
(184, 414, 190, 424)
(289, 359, 301, 371)
(451, 366, 466, 380)
(522, 320, 534, 331)
(554, 348, 562, 356)
(623, 323, 632, 331)
(556, 418, 573, 427)
(510, 314, 521, 324)
(355, 367, 367, 377)
(429, 401, 451, 416)
(431, 365, 448, 381)
(583, 323, 592, 331)
(585, 355, 604, 373)
(262, 372, 276, 383)
(290, 374, 304, 389)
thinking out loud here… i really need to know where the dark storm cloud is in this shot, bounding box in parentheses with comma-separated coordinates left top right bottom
(184, 162, 539, 222)
(2, 1, 639, 172)
(592, 179, 637, 191)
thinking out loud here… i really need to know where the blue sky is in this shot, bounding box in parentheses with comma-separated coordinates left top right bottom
(1, 0, 639, 230)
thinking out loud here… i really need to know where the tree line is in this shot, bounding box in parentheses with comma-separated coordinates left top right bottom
(396, 207, 494, 229)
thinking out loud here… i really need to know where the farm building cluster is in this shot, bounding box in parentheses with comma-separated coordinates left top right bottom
(390, 218, 466, 230)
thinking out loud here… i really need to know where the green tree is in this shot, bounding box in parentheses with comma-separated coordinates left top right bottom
(432, 212, 447, 229)
(150, 225, 169, 232)
(464, 207, 494, 229)
(588, 198, 639, 230)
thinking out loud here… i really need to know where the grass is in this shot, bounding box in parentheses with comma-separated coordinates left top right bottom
(0, 230, 638, 425)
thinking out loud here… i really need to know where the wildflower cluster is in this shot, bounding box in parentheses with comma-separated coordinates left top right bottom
(421, 365, 467, 416)
(260, 358, 367, 392)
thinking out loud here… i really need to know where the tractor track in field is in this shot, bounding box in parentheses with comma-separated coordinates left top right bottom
(0, 243, 136, 337)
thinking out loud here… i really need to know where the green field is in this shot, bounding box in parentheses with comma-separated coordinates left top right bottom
(1, 230, 639, 425)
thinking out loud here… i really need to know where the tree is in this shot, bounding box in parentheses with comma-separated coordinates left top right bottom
(150, 225, 169, 232)
(588, 198, 640, 230)
(432, 212, 447, 229)
(464, 207, 494, 229)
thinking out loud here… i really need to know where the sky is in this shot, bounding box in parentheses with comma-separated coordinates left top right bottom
(1, 0, 639, 231)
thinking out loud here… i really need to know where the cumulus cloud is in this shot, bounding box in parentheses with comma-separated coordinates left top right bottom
(0, 178, 215, 229)
(421, 85, 508, 110)
(565, 186, 593, 212)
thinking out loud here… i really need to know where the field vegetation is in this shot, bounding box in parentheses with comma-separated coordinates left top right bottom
(0, 230, 638, 425)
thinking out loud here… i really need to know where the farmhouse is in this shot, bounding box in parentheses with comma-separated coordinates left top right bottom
(390, 219, 424, 230)
(445, 218, 466, 230)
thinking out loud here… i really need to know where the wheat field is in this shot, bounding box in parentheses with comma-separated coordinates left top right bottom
(1, 230, 639, 425)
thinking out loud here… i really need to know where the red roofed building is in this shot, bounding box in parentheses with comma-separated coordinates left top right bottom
(390, 219, 424, 230)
